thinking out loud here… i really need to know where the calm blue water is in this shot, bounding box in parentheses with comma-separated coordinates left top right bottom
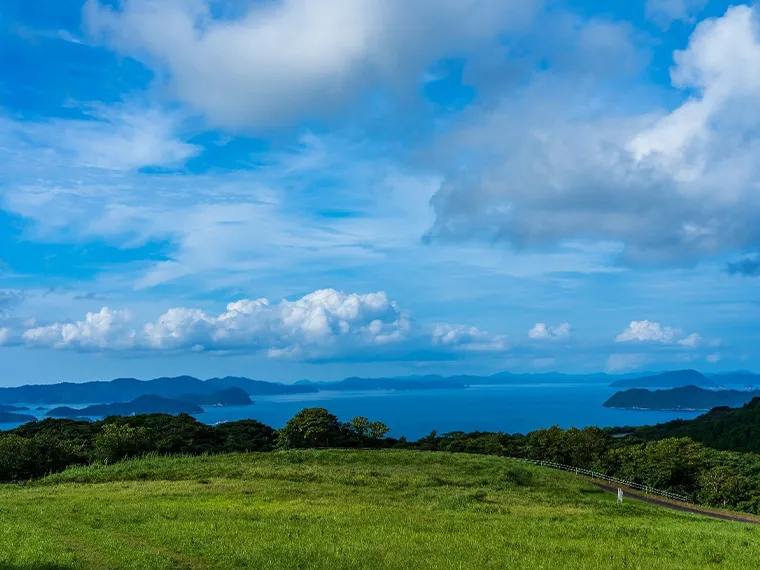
(2, 384, 703, 439)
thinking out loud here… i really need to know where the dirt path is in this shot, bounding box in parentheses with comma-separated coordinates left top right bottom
(590, 480, 760, 524)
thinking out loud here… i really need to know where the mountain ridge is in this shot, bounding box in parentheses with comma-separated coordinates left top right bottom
(0, 369, 757, 406)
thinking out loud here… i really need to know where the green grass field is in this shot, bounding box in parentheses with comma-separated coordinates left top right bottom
(0, 450, 757, 569)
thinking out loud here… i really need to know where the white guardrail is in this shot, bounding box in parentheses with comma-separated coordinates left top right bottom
(517, 458, 689, 503)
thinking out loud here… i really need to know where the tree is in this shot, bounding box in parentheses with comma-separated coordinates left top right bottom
(92, 423, 151, 464)
(104, 413, 218, 455)
(344, 416, 390, 447)
(216, 419, 277, 452)
(277, 408, 344, 449)
(0, 434, 32, 481)
(639, 438, 709, 493)
(565, 426, 612, 469)
(526, 426, 570, 463)
(697, 466, 753, 507)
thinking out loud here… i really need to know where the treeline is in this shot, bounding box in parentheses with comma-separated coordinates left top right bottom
(421, 427, 760, 513)
(0, 409, 388, 482)
(628, 398, 760, 454)
(2, 407, 760, 514)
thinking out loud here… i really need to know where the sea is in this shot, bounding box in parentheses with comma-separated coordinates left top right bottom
(2, 383, 704, 439)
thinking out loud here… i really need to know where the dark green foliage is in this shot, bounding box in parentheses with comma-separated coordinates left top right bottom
(343, 416, 390, 448)
(215, 419, 277, 452)
(696, 465, 753, 508)
(435, 431, 520, 456)
(600, 438, 709, 495)
(277, 408, 345, 449)
(0, 432, 84, 481)
(103, 413, 219, 455)
(10, 418, 100, 451)
(92, 423, 152, 464)
(633, 398, 760, 453)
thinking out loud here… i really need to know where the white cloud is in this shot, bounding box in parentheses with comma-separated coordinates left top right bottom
(0, 128, 442, 292)
(83, 0, 539, 130)
(678, 332, 702, 347)
(23, 307, 137, 350)
(16, 289, 509, 360)
(0, 328, 9, 346)
(3, 103, 199, 171)
(427, 5, 760, 266)
(431, 324, 507, 352)
(528, 322, 571, 340)
(144, 289, 410, 356)
(645, 0, 707, 28)
(615, 320, 701, 347)
(616, 320, 677, 343)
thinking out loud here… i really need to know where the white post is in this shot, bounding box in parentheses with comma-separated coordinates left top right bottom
(617, 488, 623, 505)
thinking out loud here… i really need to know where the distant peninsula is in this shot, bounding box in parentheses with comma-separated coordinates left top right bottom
(608, 370, 717, 389)
(47, 395, 205, 419)
(603, 385, 760, 411)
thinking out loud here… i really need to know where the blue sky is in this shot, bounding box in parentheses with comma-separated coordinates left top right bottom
(1, 0, 759, 385)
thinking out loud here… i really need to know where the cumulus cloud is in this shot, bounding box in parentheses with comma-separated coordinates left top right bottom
(432, 324, 507, 352)
(427, 5, 760, 267)
(645, 0, 707, 28)
(143, 289, 410, 357)
(528, 322, 571, 340)
(16, 289, 506, 360)
(678, 333, 702, 347)
(615, 320, 700, 347)
(23, 307, 137, 350)
(83, 0, 539, 130)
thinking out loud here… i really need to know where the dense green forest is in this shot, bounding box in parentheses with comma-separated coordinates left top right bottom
(627, 398, 760, 453)
(2, 400, 760, 514)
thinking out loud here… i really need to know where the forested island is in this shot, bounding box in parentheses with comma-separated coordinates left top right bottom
(603, 386, 760, 410)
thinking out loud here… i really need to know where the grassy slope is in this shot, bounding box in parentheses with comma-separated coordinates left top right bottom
(0, 450, 757, 570)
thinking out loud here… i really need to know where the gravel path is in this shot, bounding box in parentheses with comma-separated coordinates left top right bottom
(591, 480, 760, 524)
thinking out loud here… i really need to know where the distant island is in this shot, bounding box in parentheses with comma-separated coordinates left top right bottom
(0, 376, 315, 406)
(603, 385, 760, 411)
(47, 395, 205, 419)
(178, 387, 253, 406)
(0, 410, 37, 423)
(296, 376, 467, 391)
(0, 375, 471, 406)
(608, 369, 717, 389)
(0, 369, 757, 412)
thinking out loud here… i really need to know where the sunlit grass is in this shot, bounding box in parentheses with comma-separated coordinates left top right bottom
(0, 450, 757, 569)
